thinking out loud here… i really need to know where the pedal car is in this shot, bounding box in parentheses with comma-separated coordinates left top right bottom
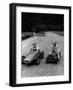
(22, 49, 44, 65)
(46, 49, 61, 64)
(46, 53, 59, 64)
(46, 41, 61, 64)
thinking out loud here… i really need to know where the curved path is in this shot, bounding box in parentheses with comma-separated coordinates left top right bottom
(21, 31, 64, 77)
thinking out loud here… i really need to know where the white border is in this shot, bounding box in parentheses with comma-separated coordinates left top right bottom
(16, 6, 69, 84)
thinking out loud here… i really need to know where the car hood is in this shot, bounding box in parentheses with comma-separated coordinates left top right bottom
(24, 50, 38, 61)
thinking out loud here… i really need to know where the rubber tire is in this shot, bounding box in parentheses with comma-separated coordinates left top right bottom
(36, 58, 40, 65)
(41, 52, 44, 59)
(22, 56, 25, 64)
(55, 62, 57, 64)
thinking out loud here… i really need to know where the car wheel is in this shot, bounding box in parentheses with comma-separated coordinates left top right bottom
(42, 52, 44, 58)
(56, 62, 57, 64)
(41, 52, 44, 59)
(55, 60, 58, 64)
(46, 60, 48, 64)
(22, 56, 25, 64)
(36, 58, 40, 65)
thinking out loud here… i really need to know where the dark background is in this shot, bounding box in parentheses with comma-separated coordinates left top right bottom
(22, 12, 64, 32)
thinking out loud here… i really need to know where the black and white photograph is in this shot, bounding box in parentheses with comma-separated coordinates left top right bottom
(21, 12, 64, 77)
(10, 3, 71, 87)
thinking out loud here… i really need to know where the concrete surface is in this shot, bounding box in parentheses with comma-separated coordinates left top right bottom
(21, 31, 64, 77)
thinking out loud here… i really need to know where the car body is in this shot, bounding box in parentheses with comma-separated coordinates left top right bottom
(46, 54, 59, 64)
(46, 49, 61, 64)
(22, 50, 44, 65)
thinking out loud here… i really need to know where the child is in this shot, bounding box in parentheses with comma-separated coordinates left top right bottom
(49, 41, 61, 58)
(32, 42, 39, 51)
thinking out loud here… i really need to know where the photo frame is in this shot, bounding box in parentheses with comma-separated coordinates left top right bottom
(9, 3, 71, 87)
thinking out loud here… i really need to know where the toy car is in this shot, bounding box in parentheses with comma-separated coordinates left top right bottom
(46, 50, 61, 64)
(22, 50, 44, 65)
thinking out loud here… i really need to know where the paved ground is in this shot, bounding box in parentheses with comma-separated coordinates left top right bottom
(21, 31, 64, 77)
